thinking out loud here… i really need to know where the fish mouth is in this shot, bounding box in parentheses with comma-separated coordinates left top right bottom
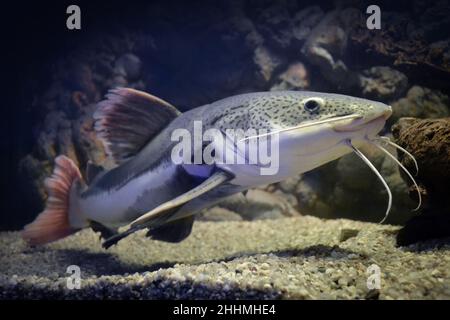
(332, 109, 392, 132)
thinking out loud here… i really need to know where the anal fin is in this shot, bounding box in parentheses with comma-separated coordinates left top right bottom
(146, 216, 195, 243)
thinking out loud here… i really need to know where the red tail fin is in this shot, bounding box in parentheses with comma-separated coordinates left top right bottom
(22, 155, 82, 245)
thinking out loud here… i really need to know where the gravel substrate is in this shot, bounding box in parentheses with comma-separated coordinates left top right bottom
(0, 216, 449, 299)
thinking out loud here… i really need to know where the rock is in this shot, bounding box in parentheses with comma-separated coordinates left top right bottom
(254, 3, 293, 50)
(68, 63, 99, 104)
(72, 104, 114, 170)
(17, 155, 50, 214)
(253, 45, 283, 82)
(390, 86, 450, 125)
(277, 174, 301, 193)
(244, 189, 295, 219)
(18, 102, 114, 210)
(199, 207, 243, 222)
(217, 189, 298, 220)
(339, 228, 359, 242)
(365, 289, 380, 300)
(350, 2, 450, 85)
(272, 190, 298, 208)
(336, 144, 385, 191)
(294, 169, 335, 220)
(270, 62, 309, 91)
(292, 6, 324, 43)
(359, 66, 408, 101)
(18, 102, 113, 211)
(215, 193, 247, 211)
(114, 53, 142, 81)
(229, 5, 264, 49)
(109, 75, 128, 88)
(294, 143, 416, 224)
(34, 111, 71, 160)
(392, 117, 450, 244)
(393, 118, 450, 195)
(301, 9, 361, 89)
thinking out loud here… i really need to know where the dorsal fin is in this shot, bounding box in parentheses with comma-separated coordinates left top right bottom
(93, 88, 181, 164)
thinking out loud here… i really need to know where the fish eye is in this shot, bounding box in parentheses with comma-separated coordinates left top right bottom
(303, 98, 322, 113)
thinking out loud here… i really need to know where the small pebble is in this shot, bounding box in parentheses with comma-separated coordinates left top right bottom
(339, 228, 360, 242)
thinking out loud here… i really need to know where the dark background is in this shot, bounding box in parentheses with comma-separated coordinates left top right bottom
(1, 1, 138, 229)
(1, 0, 447, 230)
(2, 0, 233, 229)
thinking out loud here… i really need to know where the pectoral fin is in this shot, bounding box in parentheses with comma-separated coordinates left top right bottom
(129, 170, 231, 229)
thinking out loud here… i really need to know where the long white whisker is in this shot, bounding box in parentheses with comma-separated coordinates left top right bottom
(345, 140, 392, 224)
(240, 114, 362, 142)
(377, 136, 419, 176)
(371, 142, 422, 211)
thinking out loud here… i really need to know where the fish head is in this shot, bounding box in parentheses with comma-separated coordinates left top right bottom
(284, 92, 392, 142)
(213, 91, 392, 186)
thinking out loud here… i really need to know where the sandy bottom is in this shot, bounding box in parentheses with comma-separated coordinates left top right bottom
(1, 216, 449, 299)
